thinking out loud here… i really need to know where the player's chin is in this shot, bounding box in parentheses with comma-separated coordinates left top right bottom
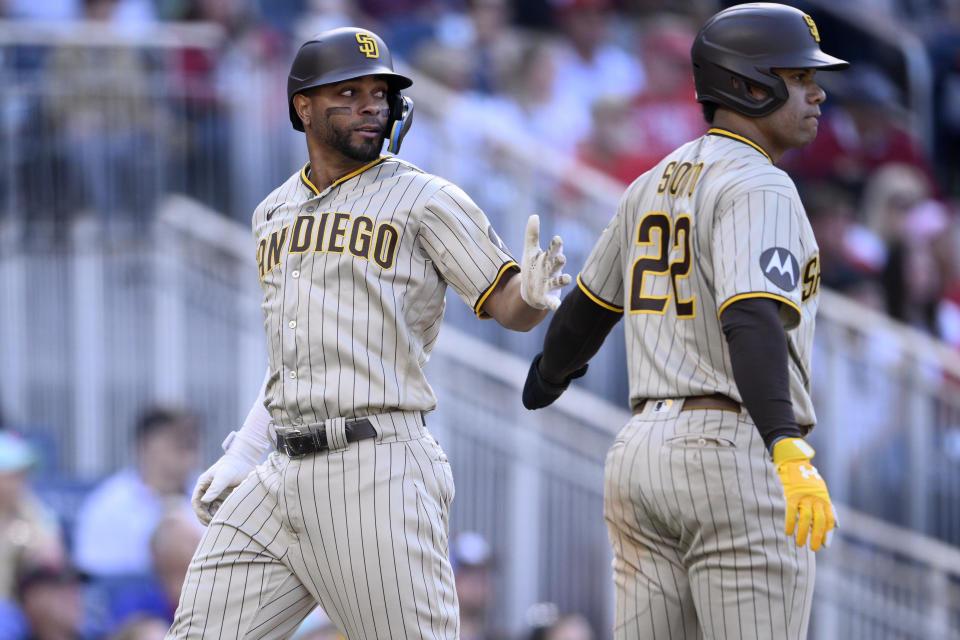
(346, 137, 384, 161)
(793, 124, 818, 148)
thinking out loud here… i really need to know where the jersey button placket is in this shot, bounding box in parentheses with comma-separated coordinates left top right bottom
(282, 253, 302, 389)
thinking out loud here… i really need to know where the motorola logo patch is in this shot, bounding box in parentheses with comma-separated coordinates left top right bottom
(759, 247, 799, 291)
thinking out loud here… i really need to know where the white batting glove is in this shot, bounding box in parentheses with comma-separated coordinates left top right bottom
(191, 428, 269, 526)
(520, 214, 571, 312)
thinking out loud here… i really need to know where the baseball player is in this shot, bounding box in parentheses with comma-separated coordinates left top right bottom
(523, 4, 847, 638)
(166, 27, 569, 640)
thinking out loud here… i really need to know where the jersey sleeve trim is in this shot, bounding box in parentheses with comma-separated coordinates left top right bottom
(577, 275, 623, 313)
(474, 261, 520, 319)
(707, 128, 773, 164)
(718, 292, 801, 320)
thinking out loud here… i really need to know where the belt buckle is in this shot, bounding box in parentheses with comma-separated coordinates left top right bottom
(281, 428, 310, 459)
(280, 427, 330, 458)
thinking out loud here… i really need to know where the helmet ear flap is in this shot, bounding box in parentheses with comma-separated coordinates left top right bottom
(387, 94, 414, 154)
(694, 60, 788, 118)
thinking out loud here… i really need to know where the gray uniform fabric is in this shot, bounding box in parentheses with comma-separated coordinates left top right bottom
(579, 128, 820, 639)
(168, 155, 519, 640)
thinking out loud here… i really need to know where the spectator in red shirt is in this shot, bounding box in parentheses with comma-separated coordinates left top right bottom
(623, 16, 706, 175)
(577, 16, 705, 184)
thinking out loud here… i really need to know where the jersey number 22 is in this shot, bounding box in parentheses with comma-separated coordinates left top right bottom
(629, 212, 695, 317)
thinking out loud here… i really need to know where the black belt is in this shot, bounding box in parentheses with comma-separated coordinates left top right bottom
(274, 419, 377, 458)
(633, 393, 741, 415)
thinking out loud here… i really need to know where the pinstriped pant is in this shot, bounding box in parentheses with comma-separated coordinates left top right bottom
(167, 411, 459, 640)
(604, 401, 815, 640)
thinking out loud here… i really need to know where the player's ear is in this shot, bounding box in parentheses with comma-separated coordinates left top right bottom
(293, 93, 312, 129)
(744, 79, 769, 101)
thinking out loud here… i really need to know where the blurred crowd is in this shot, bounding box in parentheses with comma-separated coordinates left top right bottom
(1, 0, 959, 350)
(0, 1, 959, 638)
(0, 405, 204, 640)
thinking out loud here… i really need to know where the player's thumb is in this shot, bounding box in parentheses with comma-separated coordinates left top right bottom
(191, 472, 212, 502)
(784, 500, 798, 535)
(201, 473, 226, 504)
(525, 214, 541, 252)
(190, 475, 214, 525)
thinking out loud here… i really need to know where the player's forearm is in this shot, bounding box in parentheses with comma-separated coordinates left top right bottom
(721, 298, 802, 452)
(540, 286, 622, 382)
(484, 273, 549, 331)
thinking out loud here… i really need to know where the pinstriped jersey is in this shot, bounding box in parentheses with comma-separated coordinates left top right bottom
(579, 128, 820, 426)
(253, 155, 518, 427)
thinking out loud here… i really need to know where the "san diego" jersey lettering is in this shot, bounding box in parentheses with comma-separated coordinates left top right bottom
(257, 212, 400, 279)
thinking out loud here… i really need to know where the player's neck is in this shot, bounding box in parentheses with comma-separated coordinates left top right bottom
(712, 111, 783, 164)
(306, 145, 375, 192)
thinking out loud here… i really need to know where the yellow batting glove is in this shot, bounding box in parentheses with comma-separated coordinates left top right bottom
(772, 438, 836, 551)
